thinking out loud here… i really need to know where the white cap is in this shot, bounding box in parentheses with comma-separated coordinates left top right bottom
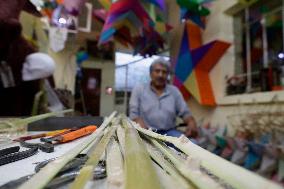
(22, 53, 55, 81)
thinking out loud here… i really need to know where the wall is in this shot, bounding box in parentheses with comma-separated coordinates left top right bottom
(167, 0, 238, 124)
(20, 12, 79, 94)
(186, 0, 237, 126)
(204, 0, 237, 103)
(183, 0, 284, 136)
(20, 12, 48, 53)
(49, 39, 116, 117)
(20, 13, 115, 116)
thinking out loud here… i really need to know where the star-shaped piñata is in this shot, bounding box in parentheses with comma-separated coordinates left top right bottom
(155, 15, 173, 35)
(99, 0, 153, 44)
(93, 9, 107, 24)
(144, 0, 166, 10)
(98, 0, 169, 56)
(177, 0, 214, 28)
(133, 29, 165, 57)
(93, 9, 134, 47)
(98, 0, 112, 10)
(173, 23, 230, 106)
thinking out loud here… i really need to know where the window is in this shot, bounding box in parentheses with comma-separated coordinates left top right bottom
(229, 0, 284, 95)
(115, 52, 169, 92)
(114, 52, 169, 114)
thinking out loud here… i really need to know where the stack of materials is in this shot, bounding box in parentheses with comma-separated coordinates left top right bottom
(193, 123, 284, 184)
(15, 112, 282, 189)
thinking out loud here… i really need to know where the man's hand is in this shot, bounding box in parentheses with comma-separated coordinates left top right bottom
(133, 117, 148, 129)
(184, 116, 198, 138)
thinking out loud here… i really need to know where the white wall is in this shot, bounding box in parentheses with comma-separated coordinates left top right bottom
(20, 12, 79, 94)
(184, 0, 284, 136)
(20, 12, 116, 116)
(172, 0, 238, 124)
(203, 0, 237, 103)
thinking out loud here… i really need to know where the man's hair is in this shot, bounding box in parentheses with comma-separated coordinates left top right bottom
(149, 58, 171, 73)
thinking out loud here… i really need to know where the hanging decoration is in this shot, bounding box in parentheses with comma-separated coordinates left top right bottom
(37, 0, 89, 29)
(132, 6, 171, 57)
(173, 22, 230, 106)
(92, 8, 108, 25)
(137, 2, 171, 56)
(63, 0, 87, 16)
(98, 0, 170, 57)
(98, 0, 154, 44)
(32, 0, 170, 56)
(49, 27, 68, 52)
(98, 0, 112, 10)
(40, 0, 58, 19)
(143, 0, 166, 10)
(51, 5, 76, 29)
(93, 9, 133, 47)
(40, 0, 87, 16)
(176, 0, 214, 28)
(30, 0, 93, 52)
(132, 29, 165, 57)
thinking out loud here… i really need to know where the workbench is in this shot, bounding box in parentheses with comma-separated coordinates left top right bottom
(0, 115, 105, 189)
(0, 133, 107, 188)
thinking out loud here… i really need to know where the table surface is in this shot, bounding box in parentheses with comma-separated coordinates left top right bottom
(0, 133, 103, 187)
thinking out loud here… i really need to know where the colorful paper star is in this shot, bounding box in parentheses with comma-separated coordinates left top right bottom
(93, 9, 134, 47)
(133, 29, 165, 57)
(98, 0, 112, 10)
(144, 0, 166, 10)
(177, 0, 214, 28)
(98, 0, 169, 57)
(173, 23, 230, 106)
(99, 0, 153, 44)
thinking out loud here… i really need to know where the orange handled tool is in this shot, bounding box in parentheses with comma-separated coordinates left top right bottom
(55, 125, 97, 143)
(14, 129, 70, 142)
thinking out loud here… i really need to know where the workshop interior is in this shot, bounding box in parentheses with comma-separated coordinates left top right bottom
(1, 0, 284, 189)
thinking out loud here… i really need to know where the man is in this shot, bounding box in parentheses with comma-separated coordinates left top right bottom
(129, 58, 198, 138)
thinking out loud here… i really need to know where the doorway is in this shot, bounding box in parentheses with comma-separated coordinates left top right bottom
(78, 68, 101, 116)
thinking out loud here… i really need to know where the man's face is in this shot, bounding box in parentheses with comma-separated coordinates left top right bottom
(150, 63, 169, 88)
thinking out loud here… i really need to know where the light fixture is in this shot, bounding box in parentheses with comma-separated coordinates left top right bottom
(58, 17, 67, 25)
(105, 86, 113, 95)
(278, 52, 284, 59)
(51, 5, 76, 29)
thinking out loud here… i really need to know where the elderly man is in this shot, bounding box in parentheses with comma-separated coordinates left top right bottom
(129, 58, 198, 138)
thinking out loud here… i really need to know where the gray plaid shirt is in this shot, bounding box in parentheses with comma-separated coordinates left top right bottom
(129, 83, 191, 130)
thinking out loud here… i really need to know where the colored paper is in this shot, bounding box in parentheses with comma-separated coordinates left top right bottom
(145, 0, 166, 10)
(244, 152, 261, 170)
(98, 0, 167, 56)
(93, 9, 108, 23)
(177, 0, 213, 28)
(173, 23, 230, 105)
(99, 0, 112, 10)
(99, 0, 153, 44)
(49, 27, 68, 52)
